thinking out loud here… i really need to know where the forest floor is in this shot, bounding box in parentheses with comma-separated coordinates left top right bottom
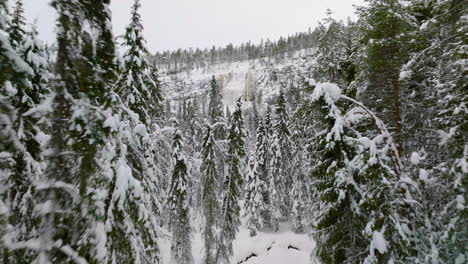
(159, 220, 316, 264)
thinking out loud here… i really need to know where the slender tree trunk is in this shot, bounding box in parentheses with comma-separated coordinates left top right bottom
(392, 76, 403, 155)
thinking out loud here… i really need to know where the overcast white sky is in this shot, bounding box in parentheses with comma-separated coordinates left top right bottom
(24, 0, 364, 52)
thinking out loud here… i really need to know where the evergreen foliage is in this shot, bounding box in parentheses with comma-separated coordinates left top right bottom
(27, 0, 121, 262)
(0, 1, 466, 263)
(269, 91, 292, 219)
(357, 0, 415, 154)
(208, 76, 223, 123)
(0, 1, 48, 262)
(243, 150, 267, 237)
(309, 83, 419, 263)
(8, 0, 25, 50)
(200, 124, 220, 264)
(399, 0, 467, 262)
(115, 0, 163, 126)
(289, 133, 308, 234)
(252, 120, 271, 229)
(167, 129, 193, 264)
(216, 98, 245, 263)
(207, 76, 226, 141)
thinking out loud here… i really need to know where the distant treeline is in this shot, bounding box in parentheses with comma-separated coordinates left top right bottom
(152, 29, 320, 73)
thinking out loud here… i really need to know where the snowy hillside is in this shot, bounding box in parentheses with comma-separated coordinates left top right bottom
(160, 48, 316, 112)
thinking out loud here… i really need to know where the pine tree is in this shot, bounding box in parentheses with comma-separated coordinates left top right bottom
(290, 98, 318, 232)
(429, 1, 467, 261)
(251, 90, 259, 131)
(208, 76, 223, 121)
(267, 172, 281, 232)
(104, 96, 161, 264)
(102, 2, 162, 260)
(208, 76, 225, 139)
(0, 1, 46, 262)
(29, 0, 120, 262)
(244, 151, 266, 236)
(290, 133, 308, 234)
(7, 0, 50, 166)
(105, 134, 160, 264)
(358, 0, 415, 155)
(269, 91, 292, 219)
(309, 82, 419, 263)
(290, 178, 306, 234)
(7, 24, 51, 264)
(21, 24, 51, 106)
(0, 0, 29, 255)
(200, 124, 220, 264)
(253, 120, 271, 228)
(8, 0, 25, 49)
(167, 129, 193, 264)
(216, 98, 245, 263)
(399, 1, 467, 262)
(116, 0, 163, 126)
(263, 107, 273, 167)
(314, 9, 347, 85)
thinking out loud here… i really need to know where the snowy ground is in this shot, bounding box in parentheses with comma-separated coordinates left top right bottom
(159, 221, 316, 264)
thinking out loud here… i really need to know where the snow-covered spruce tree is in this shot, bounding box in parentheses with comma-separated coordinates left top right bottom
(7, 0, 50, 167)
(8, 0, 25, 50)
(0, 93, 16, 260)
(102, 133, 157, 264)
(115, 0, 163, 126)
(150, 120, 173, 202)
(260, 108, 277, 229)
(430, 2, 467, 261)
(0, 2, 33, 261)
(267, 172, 281, 232)
(313, 11, 359, 88)
(289, 130, 308, 234)
(243, 150, 266, 236)
(269, 91, 292, 219)
(309, 83, 419, 263)
(208, 76, 225, 139)
(184, 99, 203, 148)
(21, 24, 51, 106)
(398, 1, 467, 262)
(27, 0, 119, 262)
(290, 95, 320, 232)
(0, 1, 49, 262)
(103, 2, 163, 261)
(104, 100, 161, 263)
(200, 124, 220, 264)
(264, 106, 273, 144)
(290, 177, 306, 234)
(263, 107, 273, 165)
(252, 120, 271, 229)
(314, 9, 346, 85)
(179, 98, 204, 212)
(167, 129, 193, 264)
(216, 98, 246, 263)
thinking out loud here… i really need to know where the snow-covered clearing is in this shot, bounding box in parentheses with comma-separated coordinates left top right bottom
(159, 221, 315, 264)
